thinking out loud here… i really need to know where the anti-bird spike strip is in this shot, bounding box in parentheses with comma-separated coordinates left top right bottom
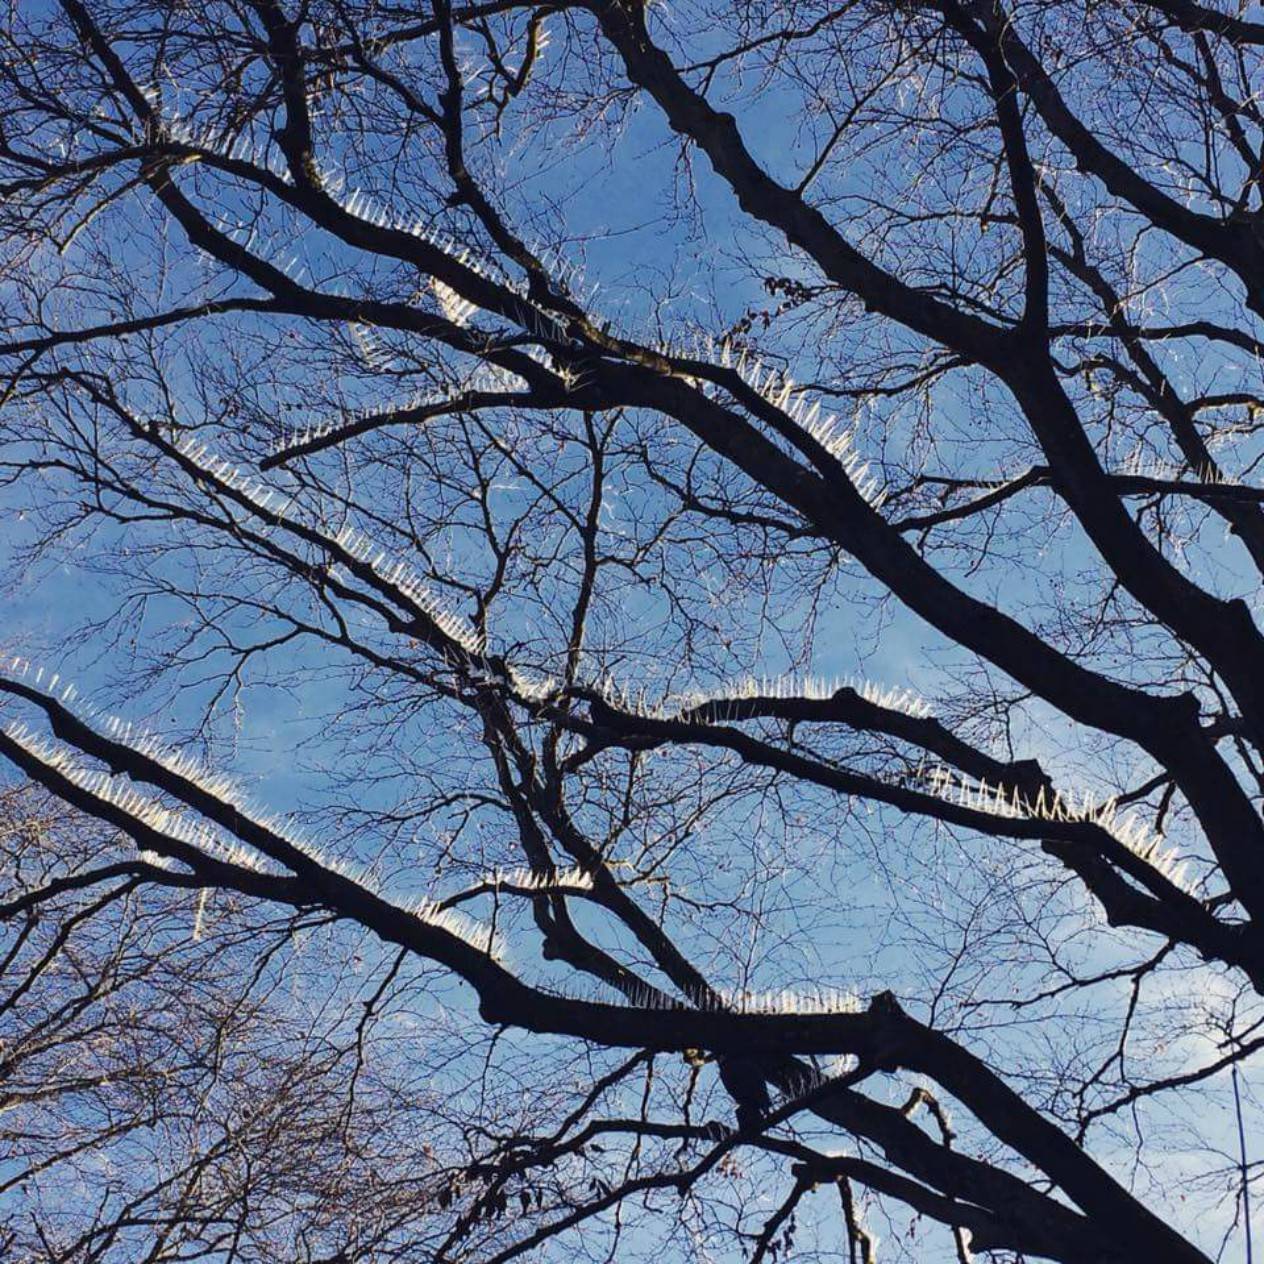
(157, 108, 555, 331)
(589, 664, 1192, 893)
(327, 523, 486, 656)
(268, 361, 530, 465)
(405, 897, 505, 961)
(594, 673, 930, 723)
(2, 720, 265, 876)
(484, 865, 595, 894)
(505, 667, 562, 705)
(327, 180, 529, 298)
(432, 278, 479, 327)
(164, 432, 486, 656)
(618, 980, 862, 1015)
(0, 657, 506, 957)
(0, 654, 314, 873)
(2, 662, 873, 1011)
(772, 1056, 861, 1108)
(922, 766, 1194, 893)
(702, 335, 888, 510)
(350, 323, 391, 370)
(155, 112, 289, 181)
(1120, 447, 1233, 488)
(163, 106, 891, 494)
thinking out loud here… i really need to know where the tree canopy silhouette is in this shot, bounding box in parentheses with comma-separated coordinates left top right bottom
(2, 1, 1264, 1260)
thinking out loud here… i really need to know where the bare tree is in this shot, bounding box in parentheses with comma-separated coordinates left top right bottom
(2, 1, 1264, 1259)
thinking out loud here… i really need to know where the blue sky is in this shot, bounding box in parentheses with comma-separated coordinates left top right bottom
(2, 3, 1263, 1259)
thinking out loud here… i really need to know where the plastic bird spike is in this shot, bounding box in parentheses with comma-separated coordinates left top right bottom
(921, 766, 1194, 893)
(619, 981, 862, 1015)
(701, 335, 888, 510)
(432, 278, 479, 327)
(268, 362, 530, 465)
(483, 865, 595, 894)
(162, 433, 487, 656)
(2, 720, 269, 876)
(155, 112, 290, 181)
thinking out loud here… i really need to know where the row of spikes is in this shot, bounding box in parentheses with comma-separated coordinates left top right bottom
(165, 431, 486, 655)
(1, 679, 509, 956)
(2, 720, 271, 877)
(331, 185, 523, 294)
(267, 360, 530, 464)
(771, 1054, 862, 1107)
(0, 661, 591, 960)
(155, 112, 290, 183)
(218, 219, 309, 285)
(0, 655, 337, 874)
(342, 313, 564, 384)
(209, 221, 529, 328)
(525, 240, 590, 303)
(157, 109, 555, 337)
(1118, 447, 1238, 488)
(368, 237, 894, 515)
(3, 661, 941, 865)
(433, 278, 479, 328)
(0, 655, 399, 885)
(703, 334, 887, 509)
(172, 431, 295, 517)
(401, 895, 505, 961)
(329, 524, 486, 656)
(456, 283, 888, 508)
(474, 865, 595, 894)
(921, 766, 1193, 893)
(591, 673, 931, 723)
(349, 322, 394, 371)
(505, 666, 563, 705)
(617, 981, 862, 1015)
(1, 656, 271, 830)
